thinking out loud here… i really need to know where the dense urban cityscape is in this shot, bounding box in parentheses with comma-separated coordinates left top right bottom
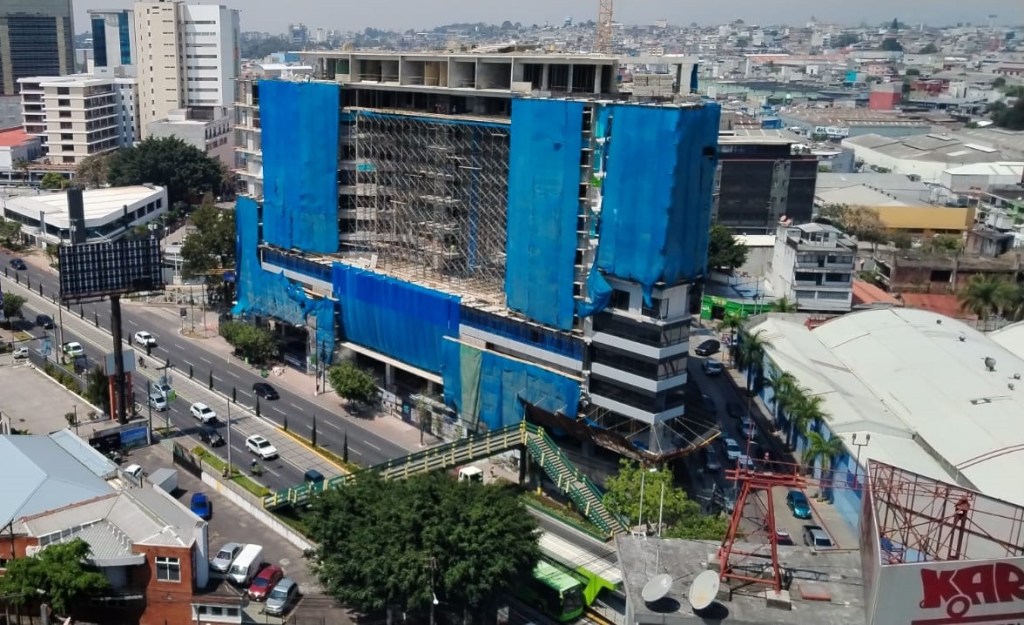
(0, 1, 1023, 624)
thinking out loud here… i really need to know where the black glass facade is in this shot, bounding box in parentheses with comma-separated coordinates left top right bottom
(1, 0, 73, 96)
(715, 142, 819, 234)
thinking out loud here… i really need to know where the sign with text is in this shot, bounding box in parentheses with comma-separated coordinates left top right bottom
(58, 237, 163, 301)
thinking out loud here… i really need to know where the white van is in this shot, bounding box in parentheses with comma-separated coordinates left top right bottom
(227, 544, 263, 586)
(458, 466, 484, 483)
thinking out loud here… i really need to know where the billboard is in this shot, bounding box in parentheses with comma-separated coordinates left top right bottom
(59, 237, 163, 301)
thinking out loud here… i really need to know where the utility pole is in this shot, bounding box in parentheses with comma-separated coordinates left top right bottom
(226, 400, 232, 476)
(110, 295, 128, 424)
(146, 380, 153, 444)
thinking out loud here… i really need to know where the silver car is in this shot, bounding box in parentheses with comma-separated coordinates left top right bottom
(210, 542, 243, 573)
(265, 578, 299, 616)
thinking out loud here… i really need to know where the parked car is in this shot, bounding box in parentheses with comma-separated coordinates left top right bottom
(726, 401, 746, 420)
(741, 417, 757, 440)
(148, 393, 168, 412)
(62, 341, 85, 357)
(723, 437, 742, 461)
(200, 426, 225, 447)
(190, 492, 212, 520)
(694, 339, 721, 357)
(190, 402, 217, 423)
(705, 448, 722, 472)
(134, 331, 157, 347)
(9, 258, 27, 271)
(123, 464, 144, 481)
(265, 578, 300, 616)
(702, 359, 723, 376)
(787, 490, 813, 520)
(246, 434, 278, 460)
(802, 525, 834, 550)
(12, 346, 29, 359)
(210, 542, 243, 573)
(152, 381, 174, 400)
(248, 565, 284, 601)
(253, 382, 279, 400)
(35, 314, 54, 329)
(775, 528, 794, 546)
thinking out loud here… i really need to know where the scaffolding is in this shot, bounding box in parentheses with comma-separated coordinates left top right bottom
(343, 111, 510, 303)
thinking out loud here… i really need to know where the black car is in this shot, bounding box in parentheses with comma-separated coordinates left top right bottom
(199, 426, 225, 447)
(253, 382, 279, 400)
(9, 258, 27, 271)
(36, 314, 54, 329)
(694, 339, 721, 357)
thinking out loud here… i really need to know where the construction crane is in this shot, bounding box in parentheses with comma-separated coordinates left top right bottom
(595, 0, 613, 54)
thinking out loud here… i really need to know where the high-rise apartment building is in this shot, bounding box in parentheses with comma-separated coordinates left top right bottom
(0, 0, 74, 96)
(133, 0, 239, 138)
(88, 9, 136, 76)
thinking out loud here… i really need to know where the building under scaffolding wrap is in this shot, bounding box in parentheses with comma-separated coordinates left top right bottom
(232, 50, 720, 461)
(341, 110, 510, 300)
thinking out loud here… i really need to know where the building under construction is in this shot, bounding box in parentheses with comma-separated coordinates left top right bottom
(232, 50, 715, 461)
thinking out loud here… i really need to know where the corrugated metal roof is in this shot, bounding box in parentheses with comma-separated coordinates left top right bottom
(49, 430, 118, 479)
(0, 436, 113, 527)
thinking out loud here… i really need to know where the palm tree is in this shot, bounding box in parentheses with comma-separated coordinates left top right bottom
(786, 388, 826, 451)
(718, 315, 745, 366)
(763, 369, 797, 427)
(957, 274, 1014, 322)
(803, 431, 846, 501)
(773, 296, 797, 313)
(737, 329, 772, 392)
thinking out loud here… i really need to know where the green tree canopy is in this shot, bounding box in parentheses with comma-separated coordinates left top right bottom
(0, 538, 109, 617)
(107, 137, 223, 204)
(327, 361, 379, 404)
(991, 98, 1024, 131)
(2, 292, 26, 327)
(85, 366, 112, 418)
(40, 172, 67, 190)
(958, 274, 1015, 321)
(306, 473, 540, 620)
(219, 321, 278, 363)
(75, 153, 113, 188)
(707, 224, 749, 271)
(880, 37, 903, 52)
(0, 218, 23, 247)
(181, 194, 236, 278)
(603, 459, 727, 540)
(918, 42, 938, 54)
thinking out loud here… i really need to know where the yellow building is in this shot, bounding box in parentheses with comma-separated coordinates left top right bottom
(815, 184, 975, 235)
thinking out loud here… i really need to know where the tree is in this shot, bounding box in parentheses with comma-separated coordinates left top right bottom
(13, 158, 30, 182)
(45, 243, 59, 267)
(737, 329, 771, 392)
(84, 366, 112, 418)
(603, 460, 727, 539)
(817, 204, 884, 243)
(991, 98, 1024, 131)
(0, 218, 22, 248)
(327, 361, 379, 405)
(219, 321, 278, 363)
(834, 32, 860, 48)
(925, 234, 963, 253)
(803, 431, 846, 501)
(785, 389, 818, 450)
(40, 171, 66, 190)
(919, 42, 938, 54)
(993, 76, 1007, 88)
(763, 369, 797, 425)
(0, 538, 109, 618)
(2, 292, 26, 327)
(718, 315, 745, 366)
(890, 230, 913, 249)
(107, 137, 223, 205)
(181, 195, 236, 278)
(773, 296, 796, 312)
(307, 473, 540, 620)
(880, 38, 903, 52)
(75, 153, 113, 188)
(958, 274, 1014, 321)
(707, 224, 748, 271)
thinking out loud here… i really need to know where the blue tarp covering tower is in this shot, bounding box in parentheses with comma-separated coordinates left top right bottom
(259, 80, 340, 254)
(441, 339, 581, 431)
(586, 104, 720, 307)
(504, 99, 585, 330)
(233, 197, 336, 355)
(332, 263, 460, 374)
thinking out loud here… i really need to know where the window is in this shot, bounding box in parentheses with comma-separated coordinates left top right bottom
(57, 87, 69, 95)
(60, 122, 71, 129)
(156, 556, 180, 582)
(609, 289, 630, 311)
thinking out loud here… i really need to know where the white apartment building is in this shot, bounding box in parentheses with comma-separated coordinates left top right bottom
(133, 0, 239, 138)
(18, 74, 138, 165)
(234, 77, 261, 198)
(147, 106, 233, 166)
(768, 222, 855, 313)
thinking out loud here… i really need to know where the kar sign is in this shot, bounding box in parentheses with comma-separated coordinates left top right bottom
(913, 562, 1024, 624)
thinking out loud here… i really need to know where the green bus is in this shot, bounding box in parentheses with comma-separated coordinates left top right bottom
(520, 560, 585, 622)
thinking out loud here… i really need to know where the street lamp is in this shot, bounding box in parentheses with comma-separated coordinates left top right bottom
(852, 433, 871, 489)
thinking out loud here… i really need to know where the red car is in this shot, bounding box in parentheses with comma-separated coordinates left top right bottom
(248, 565, 284, 601)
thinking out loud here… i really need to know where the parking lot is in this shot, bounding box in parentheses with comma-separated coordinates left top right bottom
(128, 443, 355, 624)
(0, 354, 105, 436)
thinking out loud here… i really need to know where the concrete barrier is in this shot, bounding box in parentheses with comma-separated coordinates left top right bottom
(199, 471, 314, 552)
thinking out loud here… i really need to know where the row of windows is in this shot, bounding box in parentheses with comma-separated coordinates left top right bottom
(590, 375, 686, 414)
(591, 313, 688, 348)
(591, 345, 687, 381)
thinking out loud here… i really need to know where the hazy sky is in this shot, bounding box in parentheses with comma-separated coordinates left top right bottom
(73, 0, 1023, 35)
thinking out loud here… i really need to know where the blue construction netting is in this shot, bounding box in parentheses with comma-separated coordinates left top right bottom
(441, 339, 581, 431)
(586, 103, 720, 307)
(259, 80, 340, 254)
(332, 263, 460, 374)
(233, 197, 336, 356)
(504, 99, 585, 331)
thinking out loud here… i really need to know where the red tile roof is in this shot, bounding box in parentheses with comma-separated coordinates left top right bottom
(852, 279, 902, 306)
(899, 292, 974, 320)
(0, 127, 33, 148)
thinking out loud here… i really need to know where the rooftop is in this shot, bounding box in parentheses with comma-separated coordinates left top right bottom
(0, 127, 35, 147)
(749, 308, 1024, 506)
(815, 185, 929, 208)
(843, 133, 1015, 165)
(4, 185, 165, 229)
(616, 536, 865, 625)
(851, 279, 902, 307)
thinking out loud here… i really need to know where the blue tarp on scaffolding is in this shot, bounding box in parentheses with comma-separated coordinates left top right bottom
(589, 103, 720, 306)
(504, 99, 585, 331)
(441, 339, 581, 431)
(332, 263, 460, 374)
(232, 197, 336, 356)
(259, 80, 340, 254)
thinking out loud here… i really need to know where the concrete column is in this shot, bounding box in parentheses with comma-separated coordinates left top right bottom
(594, 65, 603, 94)
(426, 380, 437, 396)
(385, 363, 395, 389)
(567, 64, 574, 93)
(541, 64, 550, 90)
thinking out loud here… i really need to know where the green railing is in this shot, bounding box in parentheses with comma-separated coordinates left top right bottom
(262, 421, 628, 536)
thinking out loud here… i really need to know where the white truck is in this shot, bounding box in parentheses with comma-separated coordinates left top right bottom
(227, 544, 264, 586)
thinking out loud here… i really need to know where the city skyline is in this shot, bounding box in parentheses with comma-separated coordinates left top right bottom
(72, 0, 1023, 36)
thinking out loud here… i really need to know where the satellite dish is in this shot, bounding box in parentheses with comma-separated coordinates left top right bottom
(688, 570, 721, 611)
(642, 573, 674, 603)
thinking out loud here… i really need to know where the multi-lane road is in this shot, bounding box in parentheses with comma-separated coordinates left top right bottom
(0, 250, 411, 491)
